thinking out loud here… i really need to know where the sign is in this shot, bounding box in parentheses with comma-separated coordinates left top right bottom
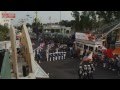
(2, 12, 16, 18)
(75, 33, 88, 40)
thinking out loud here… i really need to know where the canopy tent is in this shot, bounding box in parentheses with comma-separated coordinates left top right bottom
(113, 48, 120, 55)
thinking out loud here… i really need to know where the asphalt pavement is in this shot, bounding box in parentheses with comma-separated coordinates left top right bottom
(40, 58, 120, 79)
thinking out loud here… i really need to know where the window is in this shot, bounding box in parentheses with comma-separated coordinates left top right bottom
(89, 46, 93, 51)
(66, 30, 69, 34)
(84, 45, 88, 49)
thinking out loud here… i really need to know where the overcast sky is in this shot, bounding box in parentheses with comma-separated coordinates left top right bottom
(12, 11, 75, 25)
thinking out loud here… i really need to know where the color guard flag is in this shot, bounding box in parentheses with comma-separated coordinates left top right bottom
(83, 52, 93, 61)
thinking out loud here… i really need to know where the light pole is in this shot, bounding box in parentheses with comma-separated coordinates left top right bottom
(60, 11, 61, 23)
(49, 16, 52, 33)
(34, 11, 39, 40)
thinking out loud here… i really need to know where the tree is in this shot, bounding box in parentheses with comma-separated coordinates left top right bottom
(26, 23, 32, 28)
(32, 18, 43, 39)
(113, 11, 120, 20)
(0, 25, 9, 41)
(80, 11, 91, 31)
(78, 11, 97, 32)
(96, 11, 115, 24)
(89, 11, 97, 29)
(71, 11, 120, 33)
(71, 11, 80, 32)
(59, 20, 75, 27)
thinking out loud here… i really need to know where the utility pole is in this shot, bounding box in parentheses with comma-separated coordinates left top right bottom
(35, 11, 38, 24)
(60, 11, 61, 23)
(49, 16, 52, 33)
(60, 11, 61, 33)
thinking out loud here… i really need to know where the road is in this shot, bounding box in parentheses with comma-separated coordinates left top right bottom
(40, 58, 120, 79)
(40, 58, 80, 79)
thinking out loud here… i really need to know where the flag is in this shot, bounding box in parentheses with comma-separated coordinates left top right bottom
(83, 52, 93, 62)
(106, 49, 114, 58)
(102, 46, 107, 50)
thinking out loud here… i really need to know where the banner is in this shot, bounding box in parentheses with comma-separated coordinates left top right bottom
(83, 52, 93, 61)
(75, 32, 88, 40)
(2, 12, 16, 18)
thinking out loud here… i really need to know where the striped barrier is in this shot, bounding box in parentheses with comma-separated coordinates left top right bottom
(48, 51, 66, 62)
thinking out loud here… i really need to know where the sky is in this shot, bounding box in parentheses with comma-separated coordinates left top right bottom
(12, 11, 75, 25)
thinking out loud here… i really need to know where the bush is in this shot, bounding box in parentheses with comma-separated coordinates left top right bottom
(0, 25, 9, 41)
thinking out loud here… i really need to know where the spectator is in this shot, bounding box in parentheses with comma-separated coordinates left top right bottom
(117, 56, 120, 76)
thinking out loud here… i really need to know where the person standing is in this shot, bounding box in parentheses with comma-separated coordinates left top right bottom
(87, 65, 92, 79)
(83, 65, 88, 79)
(78, 65, 83, 79)
(38, 48, 42, 63)
(46, 45, 49, 61)
(117, 56, 120, 76)
(80, 49, 84, 60)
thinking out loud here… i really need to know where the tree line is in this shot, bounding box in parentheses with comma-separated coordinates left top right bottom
(60, 11, 120, 32)
(16, 11, 120, 34)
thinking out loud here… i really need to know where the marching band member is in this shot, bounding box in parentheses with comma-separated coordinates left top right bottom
(53, 52, 55, 61)
(78, 65, 83, 79)
(87, 65, 92, 79)
(49, 53, 52, 61)
(83, 65, 88, 79)
(61, 51, 64, 60)
(63, 50, 66, 60)
(58, 52, 61, 60)
(55, 52, 58, 60)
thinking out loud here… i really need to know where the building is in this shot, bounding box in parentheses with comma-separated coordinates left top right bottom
(0, 40, 20, 50)
(43, 23, 72, 35)
(0, 11, 15, 28)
